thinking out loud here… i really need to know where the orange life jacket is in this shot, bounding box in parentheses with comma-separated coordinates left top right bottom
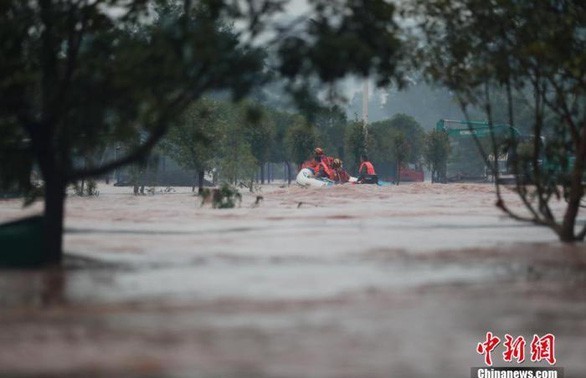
(359, 161, 376, 175)
(317, 160, 335, 180)
(300, 160, 318, 172)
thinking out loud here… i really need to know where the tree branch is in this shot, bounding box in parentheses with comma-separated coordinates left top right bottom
(458, 94, 546, 226)
(68, 92, 194, 181)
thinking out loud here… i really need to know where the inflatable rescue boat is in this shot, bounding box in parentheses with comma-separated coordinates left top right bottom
(296, 168, 358, 187)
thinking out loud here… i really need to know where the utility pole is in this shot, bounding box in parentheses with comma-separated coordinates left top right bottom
(362, 80, 369, 151)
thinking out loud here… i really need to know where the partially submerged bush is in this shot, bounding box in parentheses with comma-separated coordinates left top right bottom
(200, 183, 242, 209)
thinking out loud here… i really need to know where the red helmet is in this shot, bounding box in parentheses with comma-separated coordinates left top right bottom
(314, 147, 324, 155)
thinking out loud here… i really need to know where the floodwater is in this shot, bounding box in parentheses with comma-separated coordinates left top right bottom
(0, 183, 585, 378)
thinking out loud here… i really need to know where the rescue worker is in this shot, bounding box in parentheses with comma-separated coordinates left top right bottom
(331, 158, 350, 183)
(300, 147, 336, 180)
(357, 154, 378, 184)
(314, 149, 335, 180)
(301, 147, 325, 172)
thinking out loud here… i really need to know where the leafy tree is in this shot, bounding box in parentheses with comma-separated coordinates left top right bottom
(1, 0, 405, 264)
(368, 114, 425, 179)
(389, 130, 409, 185)
(386, 114, 425, 164)
(267, 109, 298, 184)
(161, 98, 226, 193)
(285, 118, 318, 169)
(367, 122, 393, 176)
(215, 101, 258, 186)
(277, 0, 403, 87)
(413, 0, 586, 241)
(242, 104, 274, 184)
(424, 129, 451, 183)
(344, 120, 368, 173)
(313, 105, 349, 160)
(0, 125, 34, 196)
(0, 1, 265, 263)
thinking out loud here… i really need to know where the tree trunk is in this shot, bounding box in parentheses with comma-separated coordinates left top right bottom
(267, 163, 271, 183)
(396, 161, 401, 185)
(43, 175, 66, 265)
(198, 170, 205, 194)
(260, 163, 265, 184)
(560, 156, 584, 242)
(285, 161, 291, 185)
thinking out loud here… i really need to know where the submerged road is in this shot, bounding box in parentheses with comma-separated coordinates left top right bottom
(0, 183, 585, 377)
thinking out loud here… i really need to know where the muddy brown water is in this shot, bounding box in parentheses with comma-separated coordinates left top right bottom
(0, 183, 585, 377)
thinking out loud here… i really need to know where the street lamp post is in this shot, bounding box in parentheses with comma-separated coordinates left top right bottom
(362, 80, 369, 151)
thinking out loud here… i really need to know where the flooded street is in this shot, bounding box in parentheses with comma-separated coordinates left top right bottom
(1, 183, 585, 377)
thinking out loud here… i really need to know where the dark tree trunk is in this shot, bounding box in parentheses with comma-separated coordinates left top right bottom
(268, 163, 272, 183)
(560, 215, 578, 242)
(198, 170, 205, 194)
(560, 153, 584, 242)
(260, 163, 265, 184)
(285, 161, 291, 185)
(396, 161, 401, 186)
(43, 174, 66, 265)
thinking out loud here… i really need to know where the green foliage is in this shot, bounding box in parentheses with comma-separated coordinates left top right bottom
(267, 110, 298, 163)
(285, 118, 318, 166)
(413, 0, 586, 241)
(368, 114, 425, 177)
(366, 125, 391, 171)
(0, 1, 266, 181)
(0, 126, 34, 196)
(277, 0, 403, 87)
(242, 103, 275, 166)
(215, 101, 259, 184)
(389, 130, 409, 166)
(424, 130, 451, 183)
(201, 184, 242, 209)
(313, 105, 349, 160)
(344, 120, 367, 172)
(161, 98, 226, 176)
(0, 0, 406, 263)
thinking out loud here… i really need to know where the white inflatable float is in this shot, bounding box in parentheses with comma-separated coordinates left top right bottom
(296, 168, 358, 187)
(296, 168, 333, 187)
